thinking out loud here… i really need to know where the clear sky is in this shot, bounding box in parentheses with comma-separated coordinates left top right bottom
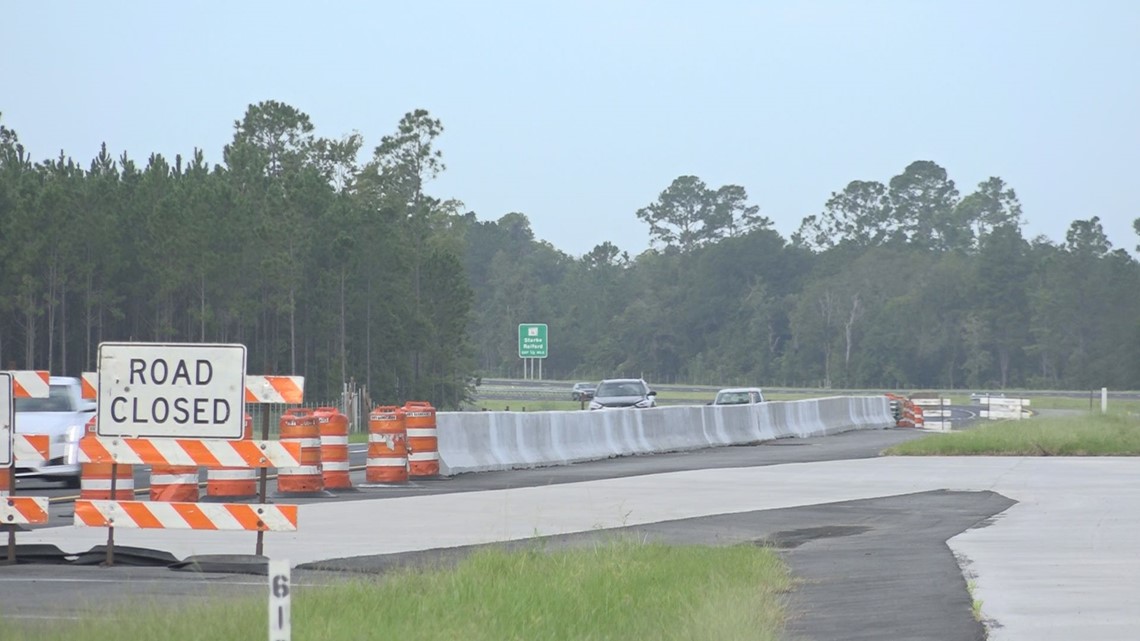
(4, 1, 1138, 258)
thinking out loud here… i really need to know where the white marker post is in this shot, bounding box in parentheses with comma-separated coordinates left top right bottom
(269, 559, 291, 641)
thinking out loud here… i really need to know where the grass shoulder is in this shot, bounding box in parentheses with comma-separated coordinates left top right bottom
(0, 539, 792, 641)
(886, 413, 1140, 456)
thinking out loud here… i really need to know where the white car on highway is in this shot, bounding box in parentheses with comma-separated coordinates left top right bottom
(712, 387, 766, 405)
(14, 376, 91, 487)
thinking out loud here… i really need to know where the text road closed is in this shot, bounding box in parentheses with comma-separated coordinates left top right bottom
(97, 343, 247, 439)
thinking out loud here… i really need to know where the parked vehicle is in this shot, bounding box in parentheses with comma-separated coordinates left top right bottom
(571, 382, 597, 401)
(712, 387, 766, 405)
(589, 379, 656, 409)
(13, 376, 91, 487)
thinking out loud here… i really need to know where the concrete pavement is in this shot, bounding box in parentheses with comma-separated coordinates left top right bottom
(14, 454, 1140, 639)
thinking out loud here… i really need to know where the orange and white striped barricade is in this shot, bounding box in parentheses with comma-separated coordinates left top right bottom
(80, 372, 98, 400)
(75, 500, 297, 532)
(8, 370, 50, 400)
(206, 414, 258, 500)
(365, 406, 408, 485)
(13, 434, 50, 465)
(314, 406, 352, 490)
(0, 495, 49, 525)
(79, 417, 134, 501)
(403, 401, 439, 478)
(276, 408, 324, 495)
(79, 436, 302, 469)
(244, 376, 305, 405)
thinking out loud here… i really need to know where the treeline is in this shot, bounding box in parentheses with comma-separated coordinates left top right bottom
(466, 164, 1140, 391)
(0, 103, 473, 406)
(3, 104, 1139, 404)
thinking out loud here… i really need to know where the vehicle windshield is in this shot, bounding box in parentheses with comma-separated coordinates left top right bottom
(597, 381, 644, 397)
(13, 384, 75, 412)
(716, 392, 750, 405)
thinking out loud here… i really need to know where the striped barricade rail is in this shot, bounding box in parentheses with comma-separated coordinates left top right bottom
(0, 496, 49, 525)
(7, 370, 49, 398)
(75, 500, 297, 531)
(245, 376, 305, 404)
(79, 437, 302, 468)
(80, 372, 98, 400)
(14, 434, 50, 462)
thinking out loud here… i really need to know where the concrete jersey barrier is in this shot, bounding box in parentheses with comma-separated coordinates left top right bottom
(438, 395, 892, 476)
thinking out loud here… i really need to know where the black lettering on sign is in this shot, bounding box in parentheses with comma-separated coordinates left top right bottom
(151, 359, 169, 384)
(196, 360, 213, 384)
(172, 360, 192, 385)
(129, 359, 147, 384)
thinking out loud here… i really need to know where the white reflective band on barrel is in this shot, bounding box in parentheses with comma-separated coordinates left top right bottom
(367, 457, 407, 467)
(293, 438, 321, 448)
(321, 461, 350, 472)
(208, 469, 258, 480)
(278, 465, 321, 475)
(406, 428, 437, 438)
(151, 474, 199, 485)
(81, 479, 135, 490)
(320, 435, 349, 445)
(405, 412, 432, 418)
(408, 451, 439, 462)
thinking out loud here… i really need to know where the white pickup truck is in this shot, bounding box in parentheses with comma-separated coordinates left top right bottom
(14, 376, 91, 487)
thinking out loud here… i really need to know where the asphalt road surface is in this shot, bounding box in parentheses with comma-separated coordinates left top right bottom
(0, 426, 1010, 640)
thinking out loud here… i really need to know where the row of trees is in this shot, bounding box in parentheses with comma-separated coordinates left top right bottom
(3, 103, 1139, 405)
(0, 104, 473, 406)
(466, 163, 1140, 391)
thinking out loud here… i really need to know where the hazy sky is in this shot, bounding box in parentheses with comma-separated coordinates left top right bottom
(4, 1, 1138, 258)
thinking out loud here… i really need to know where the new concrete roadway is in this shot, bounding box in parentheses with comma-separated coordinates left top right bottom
(3, 426, 1138, 640)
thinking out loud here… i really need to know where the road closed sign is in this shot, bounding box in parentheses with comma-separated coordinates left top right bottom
(97, 343, 247, 439)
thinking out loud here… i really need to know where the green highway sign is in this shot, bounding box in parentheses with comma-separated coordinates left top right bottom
(518, 323, 549, 359)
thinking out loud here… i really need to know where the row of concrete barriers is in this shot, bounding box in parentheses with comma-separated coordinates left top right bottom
(437, 396, 892, 475)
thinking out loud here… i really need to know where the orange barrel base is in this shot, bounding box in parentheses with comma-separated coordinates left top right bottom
(366, 406, 408, 484)
(315, 406, 353, 490)
(403, 401, 439, 478)
(80, 461, 135, 500)
(277, 408, 324, 495)
(150, 465, 200, 502)
(206, 414, 258, 500)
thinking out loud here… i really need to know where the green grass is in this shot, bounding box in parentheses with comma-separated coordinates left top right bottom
(886, 412, 1140, 456)
(0, 540, 792, 641)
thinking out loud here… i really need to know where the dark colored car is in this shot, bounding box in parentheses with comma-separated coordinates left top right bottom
(571, 382, 596, 401)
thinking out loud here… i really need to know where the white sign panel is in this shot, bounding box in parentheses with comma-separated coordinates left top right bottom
(97, 342, 247, 439)
(0, 373, 12, 467)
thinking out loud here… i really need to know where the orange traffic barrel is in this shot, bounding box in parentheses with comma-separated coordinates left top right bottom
(366, 406, 407, 484)
(80, 417, 134, 500)
(403, 401, 439, 477)
(150, 464, 200, 502)
(314, 406, 352, 490)
(205, 413, 258, 500)
(276, 408, 324, 494)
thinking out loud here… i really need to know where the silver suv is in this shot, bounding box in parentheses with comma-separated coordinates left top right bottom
(588, 378, 657, 409)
